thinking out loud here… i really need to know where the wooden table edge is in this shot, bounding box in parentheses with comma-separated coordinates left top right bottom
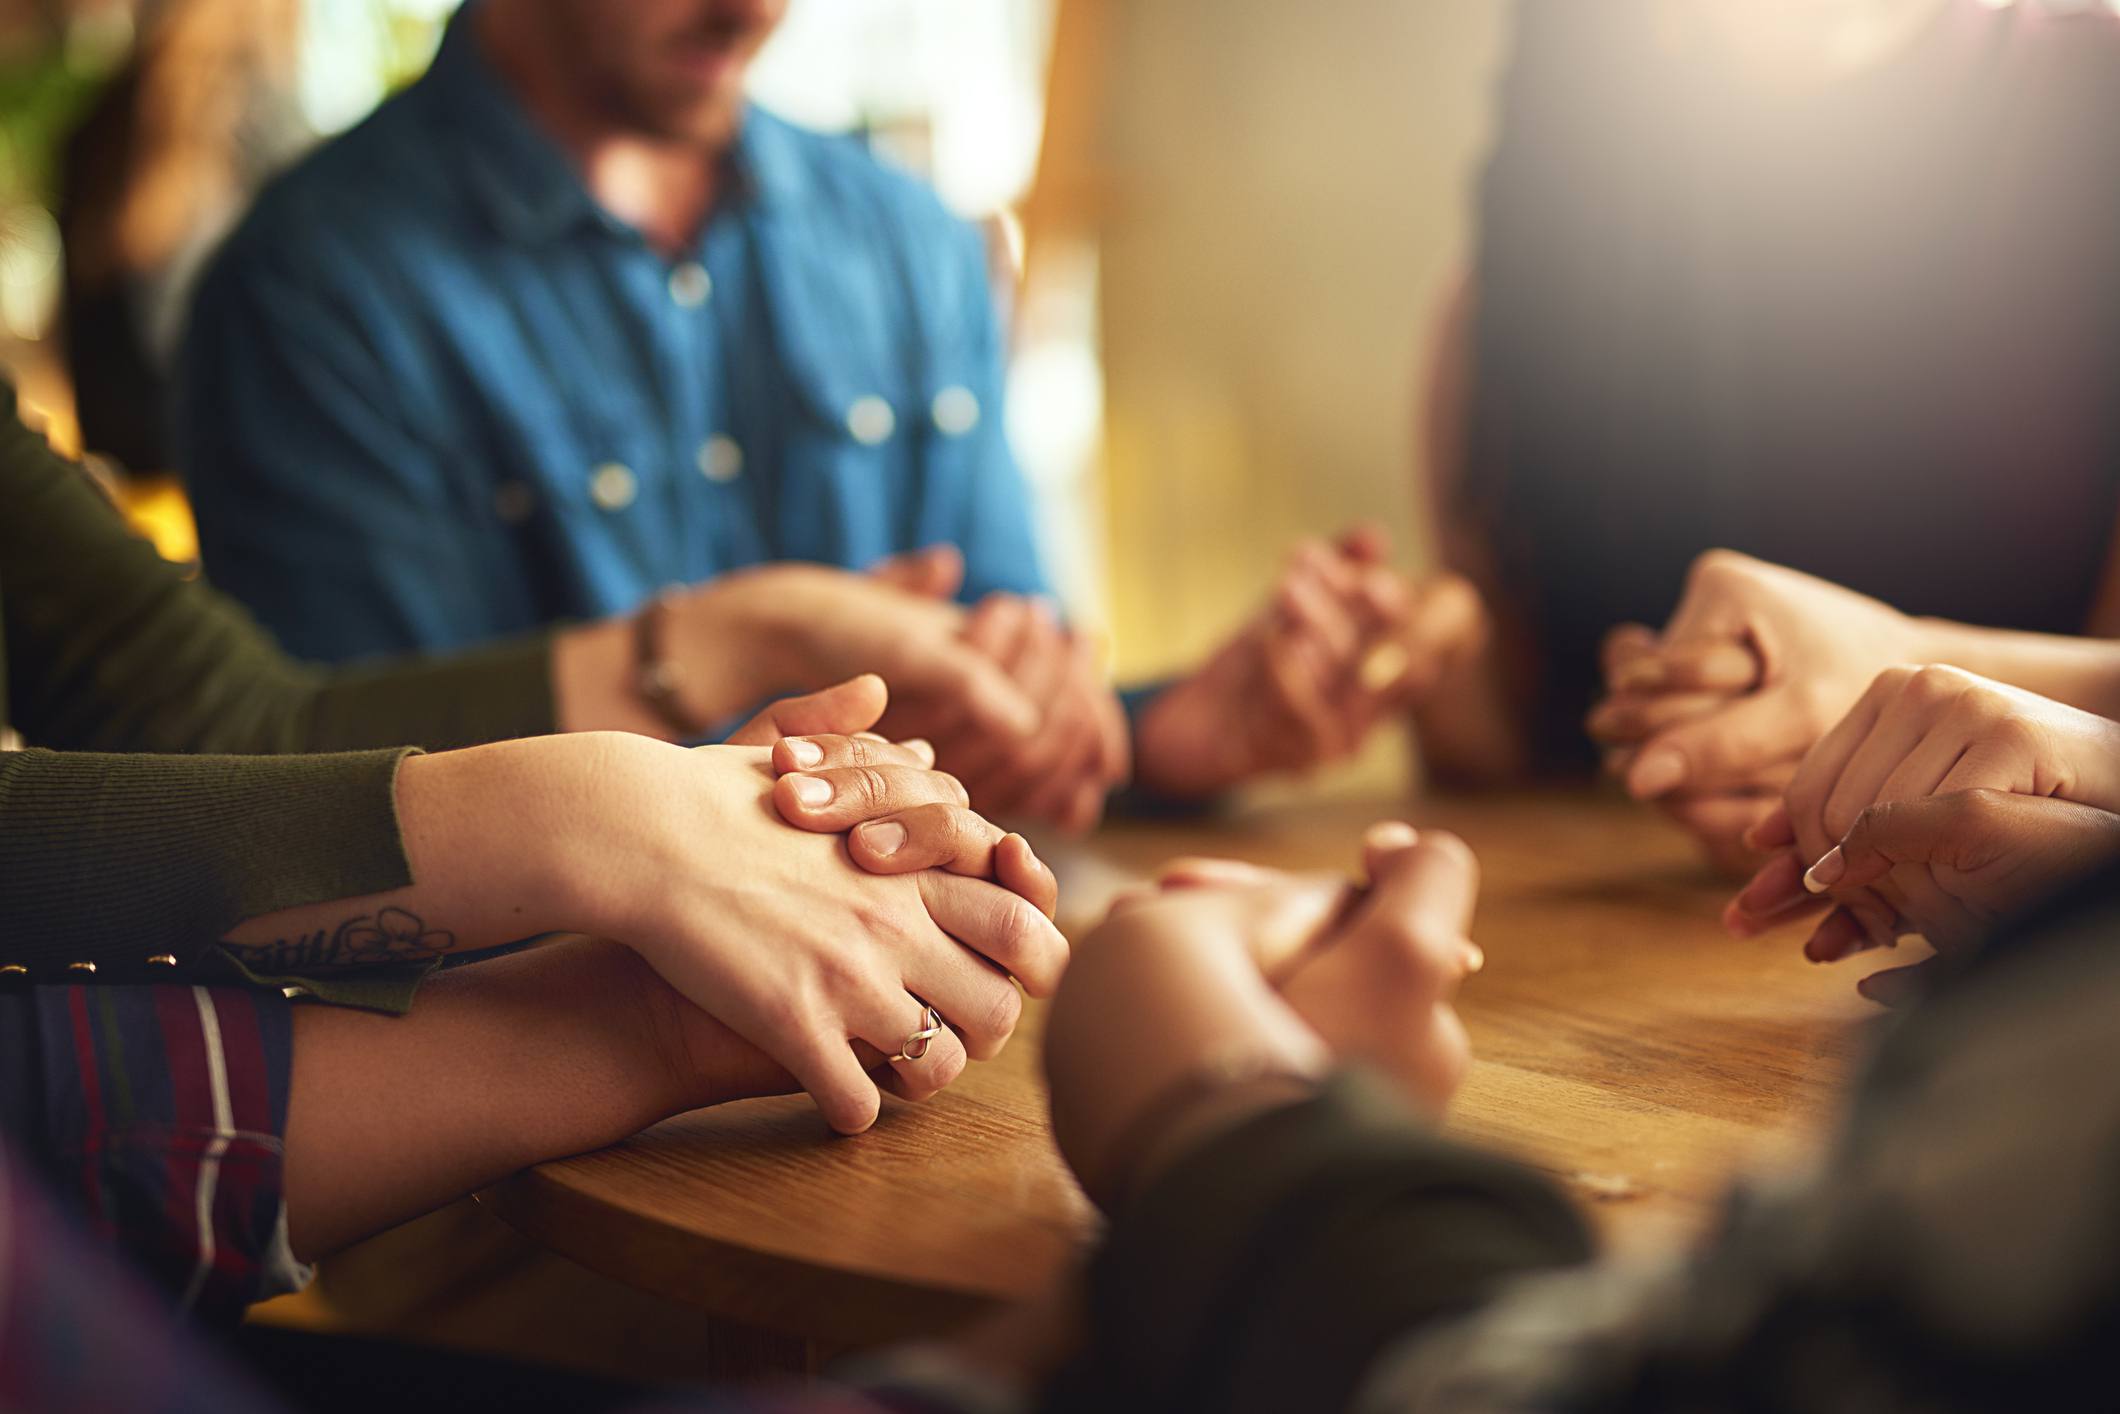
(476, 1168, 1006, 1347)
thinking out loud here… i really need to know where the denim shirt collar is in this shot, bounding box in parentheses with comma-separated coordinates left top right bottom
(430, 2, 806, 250)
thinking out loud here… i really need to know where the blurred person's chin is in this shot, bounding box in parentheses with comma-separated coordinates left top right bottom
(613, 70, 749, 148)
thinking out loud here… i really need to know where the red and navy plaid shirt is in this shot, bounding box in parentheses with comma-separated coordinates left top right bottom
(1, 979, 301, 1322)
(0, 979, 992, 1413)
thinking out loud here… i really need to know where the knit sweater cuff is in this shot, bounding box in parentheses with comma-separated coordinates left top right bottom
(0, 747, 417, 984)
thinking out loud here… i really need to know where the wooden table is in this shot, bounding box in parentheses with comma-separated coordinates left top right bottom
(482, 790, 1886, 1356)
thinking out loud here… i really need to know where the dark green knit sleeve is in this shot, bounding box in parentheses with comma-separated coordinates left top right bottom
(0, 747, 417, 984)
(1049, 1071, 1594, 1414)
(1, 407, 555, 755)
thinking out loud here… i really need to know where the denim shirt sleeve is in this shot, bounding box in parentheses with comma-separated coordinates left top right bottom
(178, 239, 540, 662)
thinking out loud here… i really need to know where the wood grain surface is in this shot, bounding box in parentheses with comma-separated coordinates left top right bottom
(482, 789, 1893, 1349)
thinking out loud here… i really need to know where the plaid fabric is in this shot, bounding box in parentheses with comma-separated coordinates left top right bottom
(0, 980, 302, 1322)
(0, 1136, 995, 1413)
(0, 1145, 279, 1414)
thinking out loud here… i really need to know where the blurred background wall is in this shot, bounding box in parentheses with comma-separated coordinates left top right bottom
(1090, 1, 1505, 682)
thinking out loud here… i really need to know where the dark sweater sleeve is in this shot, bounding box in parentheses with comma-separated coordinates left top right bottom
(1, 407, 554, 755)
(1051, 1071, 1594, 1414)
(0, 747, 419, 982)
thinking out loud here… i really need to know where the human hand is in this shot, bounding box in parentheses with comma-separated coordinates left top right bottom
(1589, 551, 1927, 872)
(1733, 792, 2120, 1004)
(724, 670, 1063, 916)
(1725, 668, 2120, 980)
(528, 701, 1067, 1134)
(930, 592, 1130, 835)
(765, 729, 1060, 920)
(1046, 824, 1482, 1204)
(672, 553, 1044, 751)
(1132, 526, 1487, 798)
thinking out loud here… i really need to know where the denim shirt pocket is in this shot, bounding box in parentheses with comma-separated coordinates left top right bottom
(483, 381, 681, 618)
(748, 208, 937, 569)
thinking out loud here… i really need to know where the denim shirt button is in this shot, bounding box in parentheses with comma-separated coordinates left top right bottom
(493, 479, 538, 524)
(846, 395, 896, 446)
(697, 435, 744, 482)
(668, 262, 713, 308)
(589, 461, 639, 511)
(930, 385, 980, 436)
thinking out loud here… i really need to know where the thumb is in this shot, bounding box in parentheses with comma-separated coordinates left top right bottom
(726, 674, 889, 746)
(1349, 823, 1482, 971)
(868, 543, 966, 600)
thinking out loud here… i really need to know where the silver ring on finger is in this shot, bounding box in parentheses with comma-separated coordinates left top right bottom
(890, 1004, 945, 1064)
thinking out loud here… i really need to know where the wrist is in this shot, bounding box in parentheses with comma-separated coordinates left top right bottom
(2072, 717, 2120, 815)
(1101, 1058, 1322, 1209)
(444, 732, 681, 939)
(1047, 927, 1328, 1202)
(662, 571, 785, 723)
(1914, 614, 2016, 680)
(1129, 683, 1241, 799)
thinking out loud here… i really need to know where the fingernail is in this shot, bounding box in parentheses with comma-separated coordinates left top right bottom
(1365, 820, 1418, 851)
(789, 775, 833, 806)
(786, 738, 824, 768)
(1462, 943, 1485, 974)
(1627, 747, 1687, 799)
(1803, 847, 1845, 893)
(859, 820, 906, 857)
(900, 738, 935, 764)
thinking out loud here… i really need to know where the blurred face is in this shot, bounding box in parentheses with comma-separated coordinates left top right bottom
(546, 0, 787, 148)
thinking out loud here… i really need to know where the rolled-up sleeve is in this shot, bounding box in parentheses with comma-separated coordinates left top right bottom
(0, 978, 303, 1321)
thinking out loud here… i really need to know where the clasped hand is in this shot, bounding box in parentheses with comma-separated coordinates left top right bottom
(1722, 666, 2120, 1002)
(1046, 822, 1485, 1206)
(583, 675, 1069, 1134)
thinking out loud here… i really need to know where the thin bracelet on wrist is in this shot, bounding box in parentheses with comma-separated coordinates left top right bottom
(632, 590, 713, 740)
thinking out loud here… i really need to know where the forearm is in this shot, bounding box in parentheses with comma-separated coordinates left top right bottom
(1920, 619, 2120, 718)
(281, 936, 765, 1259)
(217, 736, 623, 972)
(548, 572, 792, 737)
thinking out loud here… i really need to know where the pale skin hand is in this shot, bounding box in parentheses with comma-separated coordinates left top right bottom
(932, 825, 1486, 1392)
(1133, 525, 1489, 799)
(1046, 823, 1483, 1207)
(938, 592, 1131, 835)
(1725, 669, 2120, 982)
(1586, 551, 1922, 872)
(225, 678, 1068, 1136)
(1591, 550, 2120, 873)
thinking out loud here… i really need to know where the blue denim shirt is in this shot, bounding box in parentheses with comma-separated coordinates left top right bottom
(178, 8, 1047, 663)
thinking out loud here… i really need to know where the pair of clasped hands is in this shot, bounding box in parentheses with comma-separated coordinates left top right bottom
(622, 670, 1478, 1147)
(1589, 551, 2120, 1002)
(568, 524, 1488, 1139)
(744, 527, 1482, 832)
